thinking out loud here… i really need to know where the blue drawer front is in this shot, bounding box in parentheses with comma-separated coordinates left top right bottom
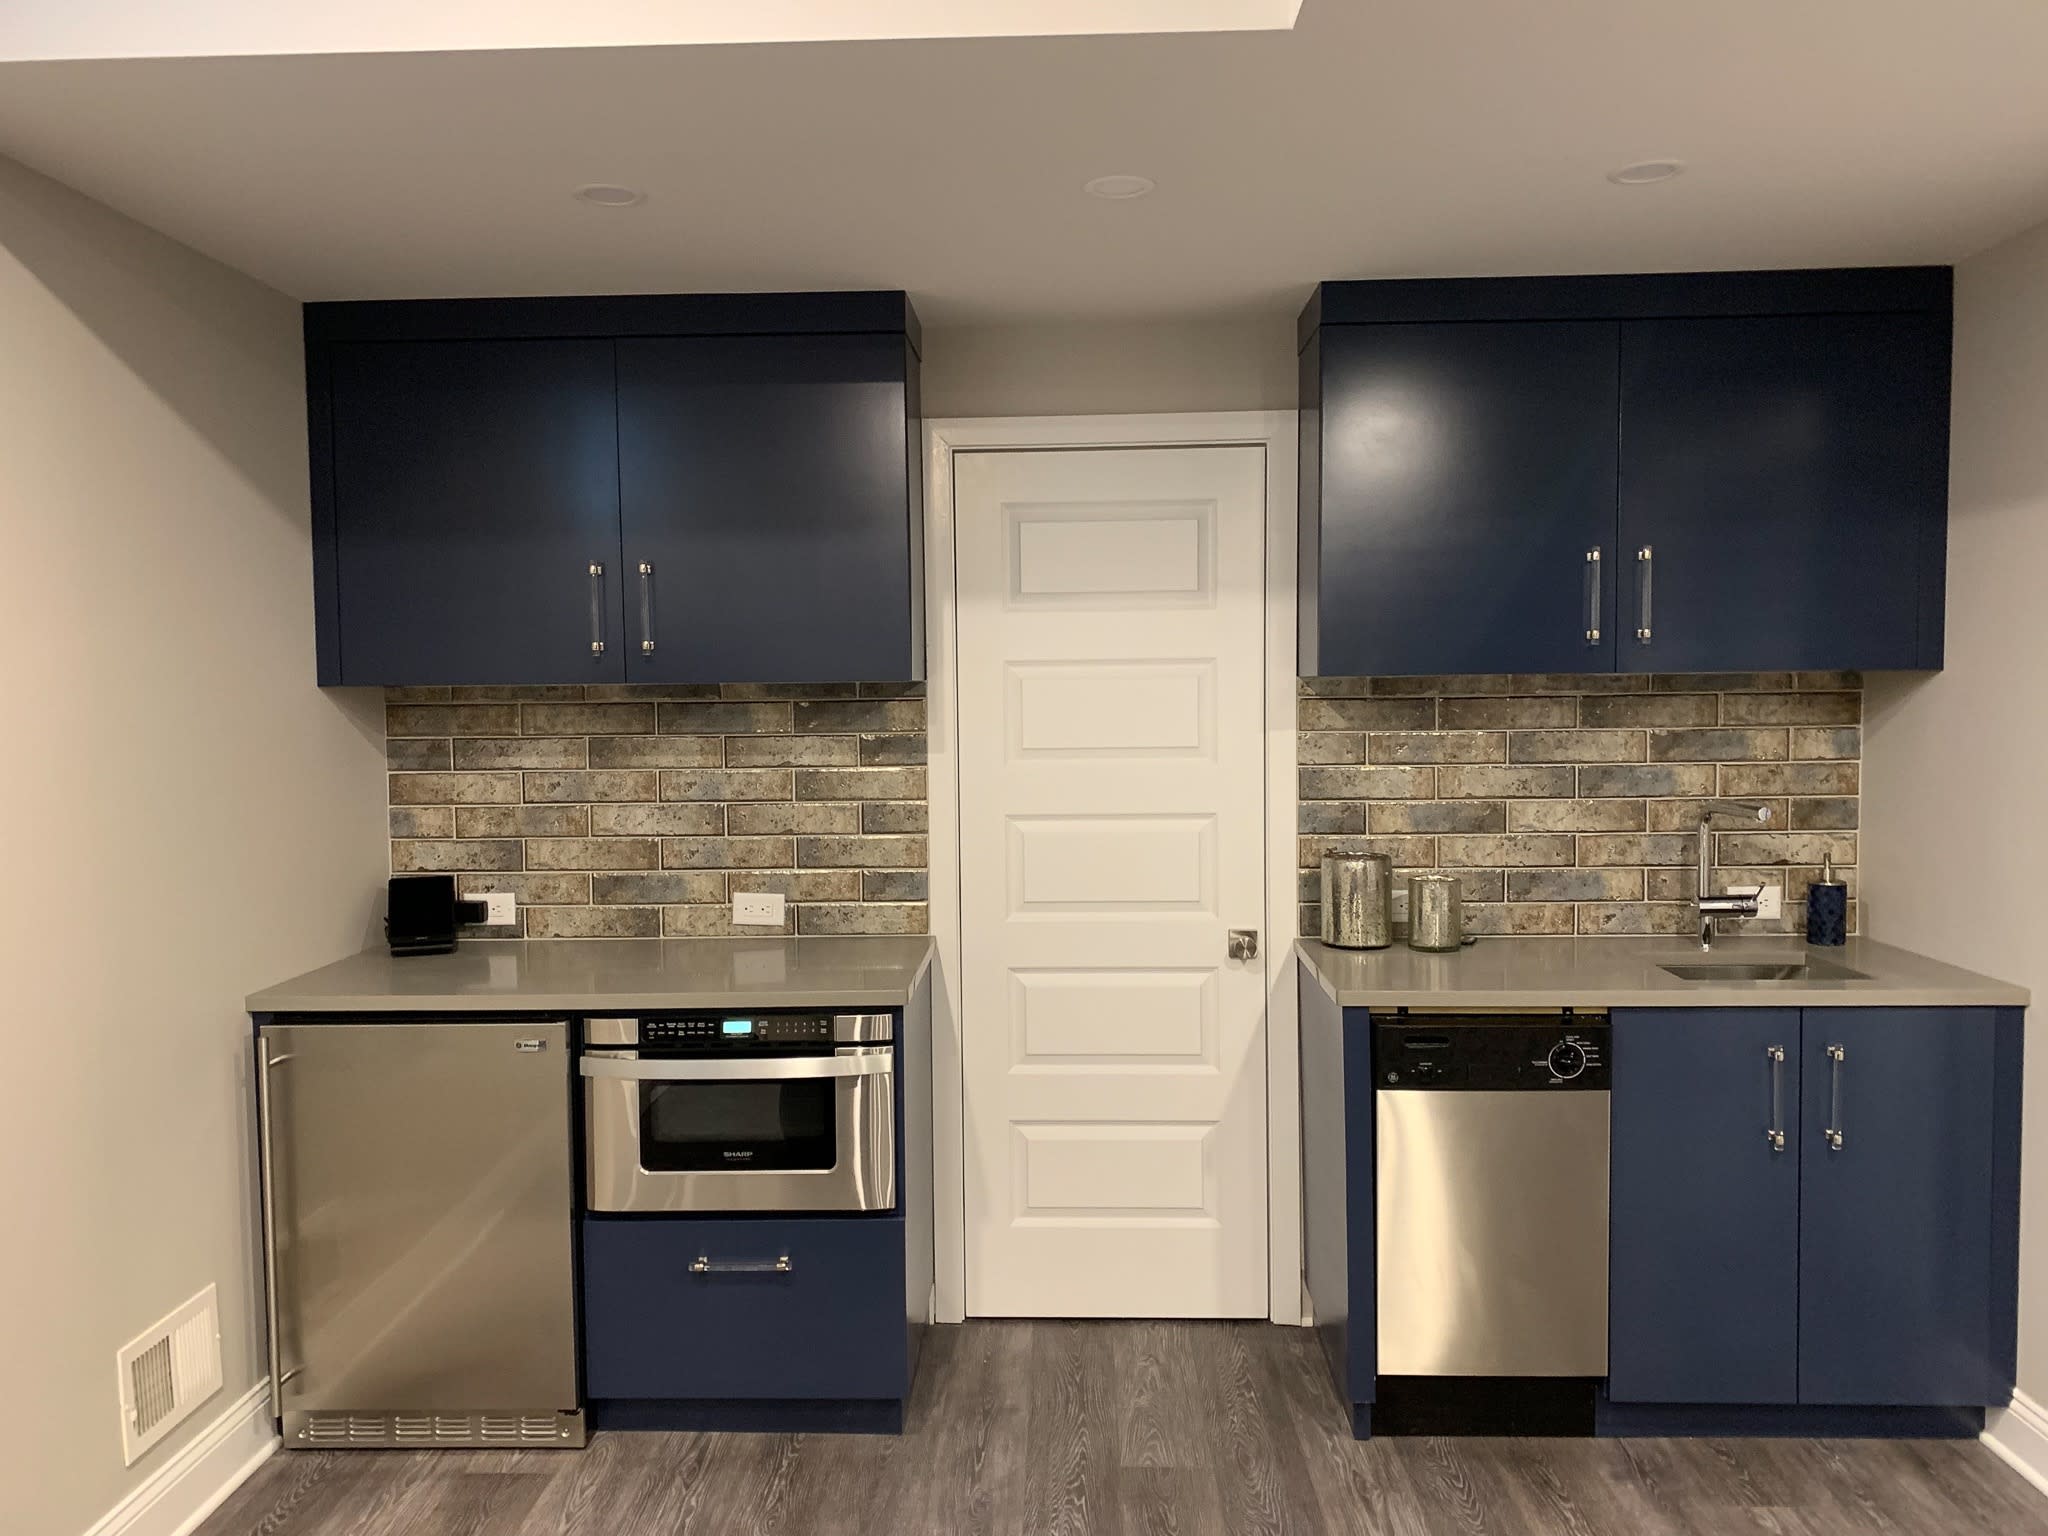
(582, 1215, 908, 1401)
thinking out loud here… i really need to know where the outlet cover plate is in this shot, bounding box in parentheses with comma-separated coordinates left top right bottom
(463, 891, 518, 926)
(1757, 882, 1783, 921)
(732, 891, 786, 927)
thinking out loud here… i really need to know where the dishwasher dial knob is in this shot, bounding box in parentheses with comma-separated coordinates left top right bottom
(1547, 1041, 1588, 1080)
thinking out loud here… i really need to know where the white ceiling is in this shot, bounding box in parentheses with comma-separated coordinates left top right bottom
(0, 1, 1303, 62)
(2, 0, 2046, 323)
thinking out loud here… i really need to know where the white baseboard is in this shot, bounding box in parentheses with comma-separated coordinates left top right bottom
(1985, 1389, 2048, 1501)
(84, 1381, 277, 1536)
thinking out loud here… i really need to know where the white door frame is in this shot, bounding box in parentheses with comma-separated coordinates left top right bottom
(924, 412, 1302, 1325)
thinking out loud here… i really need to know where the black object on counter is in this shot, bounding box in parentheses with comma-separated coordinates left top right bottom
(1805, 853, 1849, 947)
(386, 874, 485, 956)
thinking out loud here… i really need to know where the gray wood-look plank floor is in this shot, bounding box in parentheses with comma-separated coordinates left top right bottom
(199, 1322, 2048, 1536)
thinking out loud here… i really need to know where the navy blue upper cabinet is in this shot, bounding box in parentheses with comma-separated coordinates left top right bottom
(616, 335, 917, 683)
(1299, 268, 1951, 678)
(1618, 314, 1951, 673)
(1609, 1009, 1800, 1405)
(325, 339, 624, 685)
(306, 293, 922, 686)
(1302, 322, 1620, 677)
(1798, 1009, 1998, 1406)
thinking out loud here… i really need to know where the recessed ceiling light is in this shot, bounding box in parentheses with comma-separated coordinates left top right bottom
(574, 184, 645, 207)
(1607, 160, 1685, 186)
(1083, 174, 1156, 201)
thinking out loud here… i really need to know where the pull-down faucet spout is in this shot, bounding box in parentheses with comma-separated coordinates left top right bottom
(1696, 802, 1773, 951)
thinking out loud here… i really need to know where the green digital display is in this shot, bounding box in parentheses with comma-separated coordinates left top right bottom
(722, 1019, 755, 1036)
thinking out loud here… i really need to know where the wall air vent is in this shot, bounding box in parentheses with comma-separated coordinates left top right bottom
(116, 1283, 223, 1464)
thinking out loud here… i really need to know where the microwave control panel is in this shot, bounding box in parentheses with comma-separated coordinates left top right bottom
(639, 1014, 834, 1047)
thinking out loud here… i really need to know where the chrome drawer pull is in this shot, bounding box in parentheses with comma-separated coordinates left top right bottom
(1584, 546, 1602, 643)
(1825, 1043, 1845, 1150)
(637, 561, 655, 656)
(1766, 1044, 1786, 1152)
(1635, 545, 1654, 643)
(587, 562, 607, 658)
(690, 1255, 792, 1275)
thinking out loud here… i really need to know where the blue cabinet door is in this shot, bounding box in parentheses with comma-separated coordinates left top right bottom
(327, 339, 625, 684)
(616, 334, 919, 683)
(1798, 1009, 1996, 1405)
(1616, 312, 1950, 673)
(1608, 1009, 1801, 1404)
(1304, 321, 1620, 677)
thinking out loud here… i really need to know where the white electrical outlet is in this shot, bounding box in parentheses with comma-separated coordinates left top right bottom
(1756, 882, 1784, 921)
(732, 891, 786, 927)
(463, 891, 518, 926)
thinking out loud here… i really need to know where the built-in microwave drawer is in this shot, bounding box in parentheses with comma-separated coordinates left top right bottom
(581, 1215, 909, 1402)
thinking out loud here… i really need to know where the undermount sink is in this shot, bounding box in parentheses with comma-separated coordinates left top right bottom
(1661, 959, 1870, 983)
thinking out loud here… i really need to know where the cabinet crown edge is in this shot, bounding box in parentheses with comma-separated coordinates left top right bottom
(306, 289, 922, 354)
(1299, 266, 1951, 350)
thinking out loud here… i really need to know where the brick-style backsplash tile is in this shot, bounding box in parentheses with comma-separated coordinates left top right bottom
(1436, 765, 1576, 799)
(862, 802, 928, 834)
(529, 836, 658, 871)
(589, 871, 726, 904)
(795, 699, 929, 734)
(589, 804, 724, 837)
(386, 738, 453, 771)
(1300, 673, 1862, 939)
(386, 703, 521, 737)
(728, 802, 862, 835)
(662, 836, 797, 869)
(1368, 731, 1506, 764)
(455, 805, 589, 838)
(1576, 764, 1716, 798)
(524, 770, 657, 803)
(522, 702, 657, 736)
(657, 701, 794, 735)
(389, 683, 930, 940)
(390, 772, 520, 805)
(586, 736, 724, 768)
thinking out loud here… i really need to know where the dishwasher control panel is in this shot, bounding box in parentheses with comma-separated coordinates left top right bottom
(1372, 1013, 1610, 1091)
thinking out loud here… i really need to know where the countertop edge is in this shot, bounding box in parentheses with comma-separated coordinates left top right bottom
(246, 986, 926, 1014)
(245, 936, 938, 1015)
(1294, 938, 2031, 1011)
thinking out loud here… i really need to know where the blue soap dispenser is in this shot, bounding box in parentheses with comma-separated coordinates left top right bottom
(1806, 852, 1848, 947)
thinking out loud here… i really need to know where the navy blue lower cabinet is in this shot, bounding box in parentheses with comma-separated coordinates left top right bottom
(1297, 962, 1374, 1436)
(1608, 1009, 1801, 1405)
(1797, 1009, 1997, 1405)
(582, 1215, 910, 1413)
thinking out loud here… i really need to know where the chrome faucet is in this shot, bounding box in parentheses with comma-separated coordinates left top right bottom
(1696, 802, 1773, 951)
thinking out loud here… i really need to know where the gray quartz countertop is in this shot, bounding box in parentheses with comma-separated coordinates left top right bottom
(247, 935, 936, 1014)
(1297, 936, 2028, 1011)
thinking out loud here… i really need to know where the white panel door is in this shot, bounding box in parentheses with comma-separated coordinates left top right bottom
(956, 445, 1268, 1318)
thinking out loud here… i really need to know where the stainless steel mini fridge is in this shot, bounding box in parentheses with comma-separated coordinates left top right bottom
(255, 1019, 583, 1448)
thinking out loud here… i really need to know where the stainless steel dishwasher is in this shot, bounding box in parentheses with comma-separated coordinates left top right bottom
(256, 1018, 583, 1448)
(1374, 1011, 1611, 1405)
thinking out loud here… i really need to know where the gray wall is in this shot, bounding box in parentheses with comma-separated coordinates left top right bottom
(921, 314, 1297, 418)
(0, 155, 389, 1533)
(1863, 216, 2048, 1425)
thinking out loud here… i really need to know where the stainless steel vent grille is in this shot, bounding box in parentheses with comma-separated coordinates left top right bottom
(292, 1410, 583, 1448)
